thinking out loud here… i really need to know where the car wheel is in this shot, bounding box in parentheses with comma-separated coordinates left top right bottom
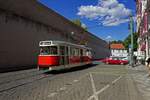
(120, 62, 124, 65)
(106, 62, 109, 64)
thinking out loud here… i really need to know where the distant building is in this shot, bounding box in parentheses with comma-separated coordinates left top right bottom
(110, 43, 128, 57)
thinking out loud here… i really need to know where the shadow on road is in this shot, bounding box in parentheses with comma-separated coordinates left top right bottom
(44, 64, 98, 75)
(0, 66, 36, 73)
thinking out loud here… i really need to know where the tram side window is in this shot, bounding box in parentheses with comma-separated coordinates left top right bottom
(86, 50, 92, 56)
(83, 49, 86, 56)
(75, 48, 78, 56)
(70, 47, 75, 56)
(40, 46, 57, 55)
(60, 46, 65, 55)
(49, 46, 58, 55)
(70, 47, 72, 56)
(75, 48, 80, 56)
(66, 46, 69, 56)
(70, 47, 73, 56)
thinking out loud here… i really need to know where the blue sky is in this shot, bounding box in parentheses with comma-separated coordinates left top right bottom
(38, 0, 136, 41)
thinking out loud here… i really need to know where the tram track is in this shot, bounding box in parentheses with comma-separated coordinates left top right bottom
(0, 69, 38, 80)
(0, 71, 43, 85)
(0, 64, 96, 94)
(0, 71, 53, 93)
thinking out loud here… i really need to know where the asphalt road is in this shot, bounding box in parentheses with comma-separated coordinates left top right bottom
(0, 63, 144, 100)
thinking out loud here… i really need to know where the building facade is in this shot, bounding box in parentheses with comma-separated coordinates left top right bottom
(110, 43, 128, 58)
(136, 0, 150, 60)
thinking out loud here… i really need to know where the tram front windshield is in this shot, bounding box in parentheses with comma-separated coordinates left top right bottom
(40, 46, 57, 55)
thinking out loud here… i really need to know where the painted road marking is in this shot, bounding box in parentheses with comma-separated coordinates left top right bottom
(89, 73, 99, 100)
(88, 75, 122, 100)
(47, 92, 57, 98)
(59, 87, 67, 91)
(73, 79, 79, 82)
(112, 76, 122, 84)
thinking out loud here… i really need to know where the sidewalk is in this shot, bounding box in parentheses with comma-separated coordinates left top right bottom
(127, 65, 150, 100)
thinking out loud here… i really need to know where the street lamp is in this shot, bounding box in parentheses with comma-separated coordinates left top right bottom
(71, 31, 74, 36)
(68, 31, 74, 43)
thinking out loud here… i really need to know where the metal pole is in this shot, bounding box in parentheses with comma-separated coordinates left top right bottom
(130, 15, 134, 67)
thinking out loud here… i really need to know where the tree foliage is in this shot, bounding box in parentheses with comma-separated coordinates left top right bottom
(110, 40, 123, 44)
(123, 32, 138, 51)
(72, 19, 81, 26)
(109, 33, 138, 51)
(71, 19, 87, 31)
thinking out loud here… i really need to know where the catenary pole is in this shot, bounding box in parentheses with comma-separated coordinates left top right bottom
(129, 15, 134, 67)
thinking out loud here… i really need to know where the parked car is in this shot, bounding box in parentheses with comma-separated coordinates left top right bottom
(100, 57, 128, 65)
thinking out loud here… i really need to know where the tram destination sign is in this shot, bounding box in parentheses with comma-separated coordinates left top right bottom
(39, 41, 52, 46)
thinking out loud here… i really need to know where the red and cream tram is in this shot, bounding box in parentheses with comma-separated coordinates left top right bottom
(38, 40, 92, 71)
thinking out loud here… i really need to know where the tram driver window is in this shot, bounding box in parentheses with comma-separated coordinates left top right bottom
(40, 47, 49, 55)
(40, 46, 57, 55)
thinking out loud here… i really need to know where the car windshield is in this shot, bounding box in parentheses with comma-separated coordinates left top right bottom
(120, 57, 128, 60)
(111, 57, 119, 60)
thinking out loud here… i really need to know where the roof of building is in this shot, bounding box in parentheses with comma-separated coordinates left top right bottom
(110, 43, 125, 49)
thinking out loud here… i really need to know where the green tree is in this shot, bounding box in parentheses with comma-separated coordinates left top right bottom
(123, 32, 138, 51)
(110, 40, 123, 44)
(71, 19, 88, 45)
(71, 19, 87, 31)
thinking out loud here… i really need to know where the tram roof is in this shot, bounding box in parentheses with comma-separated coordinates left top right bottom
(39, 40, 91, 50)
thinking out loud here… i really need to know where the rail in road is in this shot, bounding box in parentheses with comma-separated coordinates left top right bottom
(0, 69, 49, 93)
(0, 64, 144, 100)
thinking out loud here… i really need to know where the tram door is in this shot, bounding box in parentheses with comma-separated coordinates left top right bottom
(59, 46, 69, 65)
(65, 46, 69, 65)
(80, 49, 83, 62)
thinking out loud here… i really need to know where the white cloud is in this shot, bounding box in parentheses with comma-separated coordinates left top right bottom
(77, 5, 108, 19)
(77, 0, 132, 26)
(99, 0, 118, 8)
(103, 18, 129, 26)
(106, 35, 112, 40)
(105, 35, 114, 41)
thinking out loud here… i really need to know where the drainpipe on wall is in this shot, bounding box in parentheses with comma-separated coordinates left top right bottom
(146, 35, 149, 58)
(145, 11, 149, 58)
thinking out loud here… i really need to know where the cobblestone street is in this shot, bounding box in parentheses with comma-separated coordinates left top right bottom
(0, 63, 145, 100)
(127, 65, 150, 100)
